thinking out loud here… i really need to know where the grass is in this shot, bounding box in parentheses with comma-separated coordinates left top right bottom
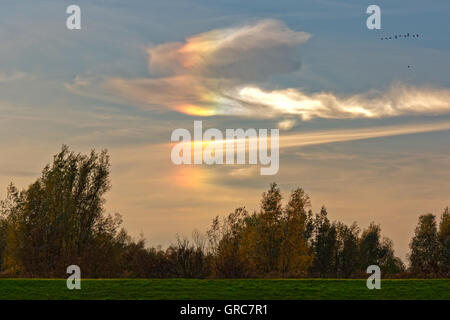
(0, 279, 448, 300)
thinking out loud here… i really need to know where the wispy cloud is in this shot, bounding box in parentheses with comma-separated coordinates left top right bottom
(67, 19, 311, 116)
(277, 119, 298, 130)
(145, 19, 309, 80)
(68, 19, 450, 121)
(0, 72, 34, 83)
(237, 85, 450, 120)
(280, 121, 450, 148)
(167, 121, 450, 154)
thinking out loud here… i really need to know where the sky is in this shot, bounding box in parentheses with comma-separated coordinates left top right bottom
(1, 0, 450, 261)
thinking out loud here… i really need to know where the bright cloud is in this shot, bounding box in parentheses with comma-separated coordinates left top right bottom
(146, 19, 310, 80)
(280, 121, 450, 148)
(237, 84, 450, 120)
(67, 19, 450, 121)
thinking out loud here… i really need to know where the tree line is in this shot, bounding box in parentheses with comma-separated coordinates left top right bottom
(0, 146, 448, 278)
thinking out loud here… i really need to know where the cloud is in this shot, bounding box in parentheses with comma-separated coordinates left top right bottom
(67, 19, 311, 116)
(0, 72, 34, 83)
(68, 19, 450, 120)
(146, 19, 310, 81)
(277, 119, 297, 131)
(280, 121, 450, 149)
(237, 84, 450, 120)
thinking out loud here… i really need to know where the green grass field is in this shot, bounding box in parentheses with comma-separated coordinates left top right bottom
(0, 279, 448, 300)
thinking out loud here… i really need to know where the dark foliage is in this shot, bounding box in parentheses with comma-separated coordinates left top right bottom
(0, 147, 447, 278)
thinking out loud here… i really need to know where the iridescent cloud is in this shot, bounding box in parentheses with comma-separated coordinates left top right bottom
(68, 19, 450, 121)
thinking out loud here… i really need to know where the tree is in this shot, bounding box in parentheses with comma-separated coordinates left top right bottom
(278, 188, 313, 276)
(0, 217, 7, 272)
(335, 222, 359, 277)
(254, 183, 284, 274)
(0, 145, 126, 277)
(409, 214, 440, 275)
(209, 185, 316, 277)
(438, 207, 450, 275)
(311, 206, 337, 276)
(208, 207, 253, 278)
(359, 223, 382, 269)
(166, 234, 210, 278)
(378, 237, 405, 275)
(358, 223, 404, 276)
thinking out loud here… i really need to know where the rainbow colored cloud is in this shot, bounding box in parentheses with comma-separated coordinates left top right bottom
(67, 19, 450, 122)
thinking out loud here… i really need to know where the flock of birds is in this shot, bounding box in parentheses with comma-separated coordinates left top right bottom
(379, 33, 421, 69)
(380, 33, 420, 40)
